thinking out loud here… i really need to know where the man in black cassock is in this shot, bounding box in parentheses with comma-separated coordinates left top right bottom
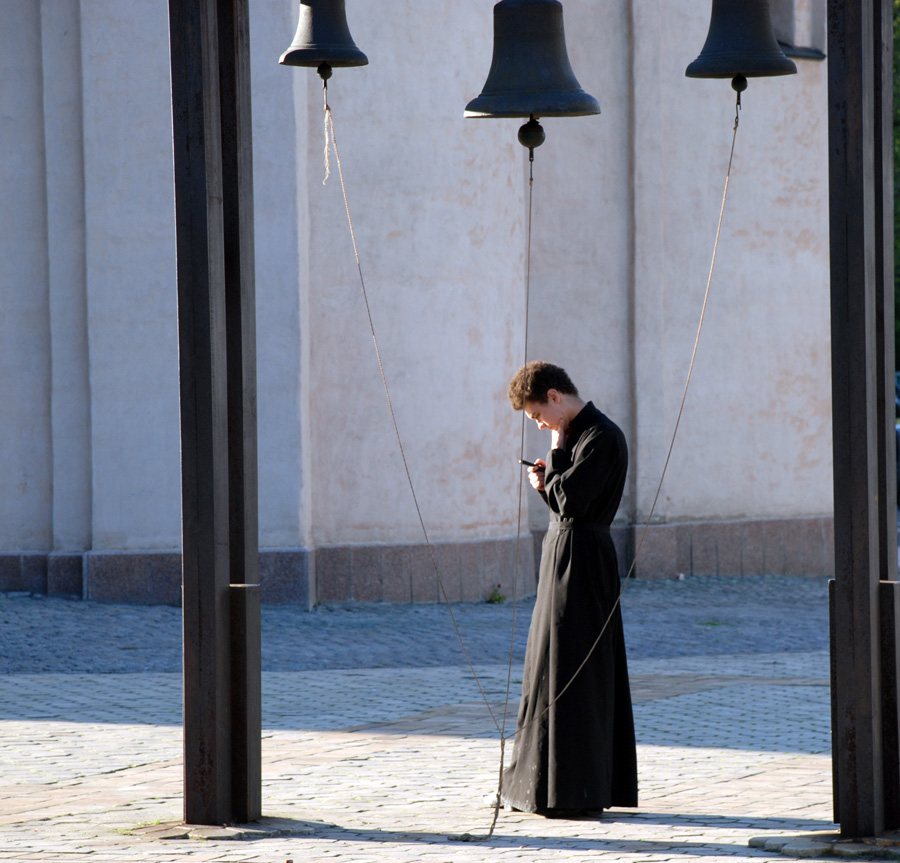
(501, 360, 638, 817)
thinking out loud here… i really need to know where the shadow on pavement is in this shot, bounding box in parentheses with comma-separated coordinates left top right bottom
(299, 819, 837, 853)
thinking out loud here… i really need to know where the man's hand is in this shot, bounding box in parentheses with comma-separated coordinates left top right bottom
(529, 459, 546, 492)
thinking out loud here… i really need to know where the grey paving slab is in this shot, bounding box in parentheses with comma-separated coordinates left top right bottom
(0, 575, 841, 862)
(0, 574, 830, 673)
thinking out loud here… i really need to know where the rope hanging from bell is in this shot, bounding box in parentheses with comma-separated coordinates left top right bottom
(464, 0, 599, 155)
(278, 0, 508, 741)
(278, 1, 368, 182)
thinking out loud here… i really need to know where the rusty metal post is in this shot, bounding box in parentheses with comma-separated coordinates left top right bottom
(169, 0, 260, 825)
(827, 0, 898, 837)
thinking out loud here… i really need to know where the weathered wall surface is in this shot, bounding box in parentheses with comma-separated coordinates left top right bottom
(525, 1, 831, 576)
(300, 2, 527, 548)
(80, 0, 182, 553)
(631, 4, 831, 525)
(0, 0, 834, 601)
(625, 2, 831, 577)
(522, 0, 636, 532)
(0, 4, 53, 553)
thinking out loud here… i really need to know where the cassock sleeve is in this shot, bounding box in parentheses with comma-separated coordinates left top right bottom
(542, 428, 623, 518)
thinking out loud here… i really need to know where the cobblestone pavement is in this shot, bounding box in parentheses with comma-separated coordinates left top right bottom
(0, 574, 830, 673)
(0, 575, 842, 862)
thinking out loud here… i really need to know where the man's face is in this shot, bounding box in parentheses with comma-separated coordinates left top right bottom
(523, 390, 565, 432)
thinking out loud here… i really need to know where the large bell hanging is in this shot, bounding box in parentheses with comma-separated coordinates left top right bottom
(685, 0, 796, 79)
(465, 0, 599, 119)
(279, 0, 367, 69)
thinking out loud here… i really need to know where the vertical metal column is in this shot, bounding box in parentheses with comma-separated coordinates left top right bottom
(169, 0, 261, 825)
(169, 0, 232, 826)
(217, 0, 261, 825)
(882, 581, 900, 827)
(872, 0, 896, 585)
(217, 0, 259, 592)
(230, 583, 261, 822)
(872, 0, 900, 832)
(828, 0, 898, 838)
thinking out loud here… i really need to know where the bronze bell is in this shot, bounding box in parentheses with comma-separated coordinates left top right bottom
(686, 0, 796, 79)
(465, 0, 599, 119)
(279, 0, 367, 69)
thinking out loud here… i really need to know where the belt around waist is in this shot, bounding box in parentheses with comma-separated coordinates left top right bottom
(547, 520, 610, 534)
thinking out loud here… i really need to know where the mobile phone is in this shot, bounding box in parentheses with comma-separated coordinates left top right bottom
(518, 459, 537, 467)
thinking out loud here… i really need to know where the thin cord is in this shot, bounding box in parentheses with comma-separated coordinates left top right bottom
(498, 97, 742, 749)
(323, 75, 740, 837)
(487, 151, 536, 839)
(322, 86, 502, 734)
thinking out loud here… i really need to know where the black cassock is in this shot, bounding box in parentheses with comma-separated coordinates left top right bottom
(501, 401, 638, 814)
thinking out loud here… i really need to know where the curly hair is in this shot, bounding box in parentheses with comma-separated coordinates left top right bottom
(507, 361, 579, 410)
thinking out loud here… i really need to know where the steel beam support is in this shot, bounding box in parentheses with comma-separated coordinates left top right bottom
(873, 0, 899, 825)
(881, 581, 900, 827)
(218, 0, 261, 824)
(827, 0, 897, 838)
(217, 0, 259, 594)
(169, 0, 260, 826)
(230, 583, 261, 822)
(169, 0, 232, 826)
(872, 0, 896, 583)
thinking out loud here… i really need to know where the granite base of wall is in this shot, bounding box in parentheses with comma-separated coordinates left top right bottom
(0, 553, 50, 595)
(624, 515, 835, 579)
(83, 549, 312, 607)
(312, 536, 536, 604)
(0, 538, 535, 606)
(0, 549, 311, 607)
(0, 517, 834, 606)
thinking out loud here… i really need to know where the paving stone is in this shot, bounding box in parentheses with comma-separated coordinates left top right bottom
(0, 575, 844, 862)
(0, 574, 831, 673)
(781, 838, 836, 858)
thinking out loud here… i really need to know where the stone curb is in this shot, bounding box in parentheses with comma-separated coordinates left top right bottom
(750, 834, 900, 860)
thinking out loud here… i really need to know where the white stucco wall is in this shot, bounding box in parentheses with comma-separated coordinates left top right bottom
(297, 1, 528, 545)
(42, 0, 92, 553)
(519, 0, 830, 532)
(523, 0, 636, 531)
(0, 0, 835, 569)
(0, 3, 52, 551)
(251, 1, 309, 550)
(80, 0, 181, 551)
(630, 2, 831, 525)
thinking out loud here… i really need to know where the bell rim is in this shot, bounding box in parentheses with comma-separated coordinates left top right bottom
(684, 53, 797, 78)
(464, 90, 600, 119)
(279, 46, 369, 68)
(464, 107, 600, 119)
